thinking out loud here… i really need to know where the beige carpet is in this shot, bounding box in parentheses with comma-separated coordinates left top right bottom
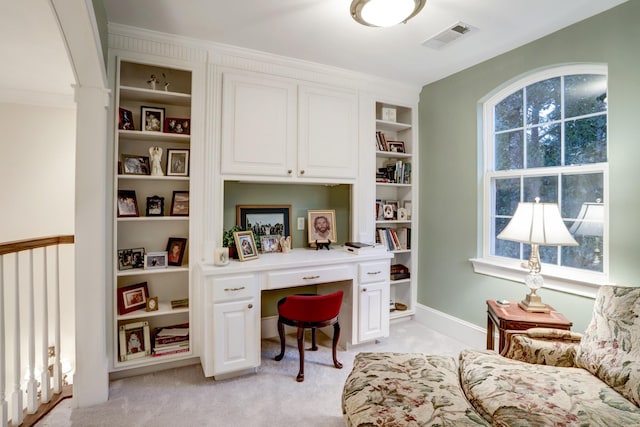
(39, 320, 469, 426)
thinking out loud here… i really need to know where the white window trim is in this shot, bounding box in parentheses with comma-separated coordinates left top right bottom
(471, 64, 609, 299)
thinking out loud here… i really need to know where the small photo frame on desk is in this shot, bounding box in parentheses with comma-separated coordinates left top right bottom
(236, 205, 291, 241)
(307, 210, 336, 244)
(234, 231, 258, 261)
(141, 106, 164, 132)
(119, 321, 151, 361)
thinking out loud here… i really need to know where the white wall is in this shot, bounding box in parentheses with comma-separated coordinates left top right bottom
(0, 103, 76, 241)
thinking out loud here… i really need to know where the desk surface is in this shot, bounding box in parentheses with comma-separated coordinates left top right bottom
(200, 246, 392, 276)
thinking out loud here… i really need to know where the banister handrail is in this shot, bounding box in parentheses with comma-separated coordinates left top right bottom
(0, 235, 74, 256)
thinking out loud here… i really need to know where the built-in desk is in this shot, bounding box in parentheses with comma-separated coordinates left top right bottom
(197, 247, 392, 379)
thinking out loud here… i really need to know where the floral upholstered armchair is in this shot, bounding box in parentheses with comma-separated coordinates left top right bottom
(460, 285, 640, 426)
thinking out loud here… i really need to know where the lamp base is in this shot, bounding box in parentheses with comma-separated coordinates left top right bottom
(519, 293, 550, 313)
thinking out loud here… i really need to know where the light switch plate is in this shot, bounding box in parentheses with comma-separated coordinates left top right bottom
(297, 217, 305, 230)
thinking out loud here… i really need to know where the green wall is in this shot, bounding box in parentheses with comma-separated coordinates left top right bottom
(419, 1, 640, 333)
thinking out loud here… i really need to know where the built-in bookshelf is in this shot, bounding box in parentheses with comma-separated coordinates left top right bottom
(374, 102, 417, 319)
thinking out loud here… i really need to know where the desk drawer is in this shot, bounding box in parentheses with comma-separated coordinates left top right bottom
(212, 274, 257, 302)
(358, 261, 389, 284)
(266, 265, 351, 290)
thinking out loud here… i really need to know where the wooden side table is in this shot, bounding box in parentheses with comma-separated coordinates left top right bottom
(486, 299, 572, 353)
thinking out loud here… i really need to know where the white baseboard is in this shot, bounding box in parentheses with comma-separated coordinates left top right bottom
(413, 303, 487, 349)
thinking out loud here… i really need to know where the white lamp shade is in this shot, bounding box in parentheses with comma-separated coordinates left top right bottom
(351, 0, 426, 27)
(569, 202, 604, 237)
(498, 201, 578, 246)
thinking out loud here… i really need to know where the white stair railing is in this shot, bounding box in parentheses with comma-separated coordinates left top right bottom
(0, 235, 74, 426)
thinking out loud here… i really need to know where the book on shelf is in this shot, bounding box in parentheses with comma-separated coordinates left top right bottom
(152, 346, 190, 357)
(343, 242, 385, 255)
(376, 228, 403, 251)
(377, 159, 411, 184)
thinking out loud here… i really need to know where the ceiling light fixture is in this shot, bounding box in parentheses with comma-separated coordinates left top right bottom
(351, 0, 426, 27)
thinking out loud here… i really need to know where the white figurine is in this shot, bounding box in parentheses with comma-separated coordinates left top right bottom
(149, 146, 164, 176)
(280, 236, 292, 253)
(147, 74, 157, 90)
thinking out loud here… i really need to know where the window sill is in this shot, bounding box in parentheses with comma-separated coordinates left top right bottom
(470, 257, 605, 299)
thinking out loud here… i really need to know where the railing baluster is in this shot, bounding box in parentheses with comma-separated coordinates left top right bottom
(1, 255, 8, 427)
(11, 253, 23, 426)
(41, 248, 51, 404)
(26, 250, 38, 414)
(52, 245, 62, 394)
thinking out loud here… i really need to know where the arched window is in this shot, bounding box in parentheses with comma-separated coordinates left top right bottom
(473, 65, 608, 296)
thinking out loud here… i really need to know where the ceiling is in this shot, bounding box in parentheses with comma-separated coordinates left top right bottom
(0, 0, 628, 100)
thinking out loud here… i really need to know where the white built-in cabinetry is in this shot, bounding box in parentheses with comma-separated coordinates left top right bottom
(111, 59, 193, 371)
(220, 70, 358, 181)
(374, 102, 417, 320)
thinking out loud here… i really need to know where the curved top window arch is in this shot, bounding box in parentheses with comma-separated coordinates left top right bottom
(473, 64, 608, 297)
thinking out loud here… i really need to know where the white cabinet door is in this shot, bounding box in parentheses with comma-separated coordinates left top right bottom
(298, 84, 358, 179)
(212, 298, 260, 375)
(220, 71, 297, 177)
(358, 281, 390, 342)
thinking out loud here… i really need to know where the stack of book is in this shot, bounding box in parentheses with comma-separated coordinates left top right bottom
(376, 160, 411, 184)
(153, 323, 189, 357)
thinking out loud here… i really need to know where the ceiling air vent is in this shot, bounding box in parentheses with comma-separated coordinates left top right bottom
(422, 21, 475, 50)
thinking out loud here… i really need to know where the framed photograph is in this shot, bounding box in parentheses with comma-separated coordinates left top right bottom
(170, 191, 189, 216)
(397, 207, 408, 221)
(236, 205, 291, 241)
(146, 195, 164, 216)
(403, 200, 412, 220)
(121, 154, 150, 175)
(117, 282, 149, 315)
(164, 117, 190, 135)
(375, 199, 384, 221)
(119, 321, 151, 361)
(388, 141, 405, 153)
(118, 107, 134, 130)
(131, 248, 145, 269)
(117, 190, 139, 217)
(117, 249, 133, 270)
(166, 237, 187, 266)
(385, 200, 399, 219)
(307, 210, 336, 244)
(233, 231, 258, 261)
(141, 106, 165, 132)
(166, 149, 190, 176)
(260, 235, 281, 253)
(145, 251, 168, 270)
(383, 204, 395, 220)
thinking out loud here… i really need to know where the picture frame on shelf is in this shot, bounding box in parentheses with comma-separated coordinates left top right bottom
(164, 117, 190, 135)
(381, 107, 396, 122)
(233, 231, 258, 261)
(141, 106, 164, 132)
(121, 154, 150, 175)
(145, 251, 168, 270)
(170, 191, 189, 216)
(375, 199, 384, 221)
(117, 190, 139, 217)
(146, 195, 164, 216)
(307, 210, 336, 244)
(117, 249, 134, 270)
(166, 149, 190, 177)
(118, 107, 134, 131)
(403, 200, 412, 219)
(383, 204, 394, 220)
(236, 205, 291, 242)
(117, 282, 149, 315)
(388, 141, 405, 153)
(119, 320, 151, 361)
(146, 296, 159, 312)
(397, 207, 408, 221)
(385, 200, 399, 218)
(166, 237, 187, 266)
(260, 235, 281, 253)
(131, 248, 145, 269)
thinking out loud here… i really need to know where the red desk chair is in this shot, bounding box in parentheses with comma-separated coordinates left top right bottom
(274, 290, 344, 382)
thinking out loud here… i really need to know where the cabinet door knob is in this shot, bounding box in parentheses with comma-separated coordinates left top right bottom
(287, 169, 292, 174)
(248, 304, 253, 309)
(362, 288, 367, 292)
(299, 169, 305, 175)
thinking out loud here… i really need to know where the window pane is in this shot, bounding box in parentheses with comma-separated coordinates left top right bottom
(565, 74, 607, 118)
(495, 131, 523, 170)
(526, 123, 561, 168)
(523, 176, 558, 203)
(526, 77, 561, 124)
(562, 239, 603, 272)
(561, 173, 603, 218)
(565, 116, 607, 165)
(494, 217, 520, 258)
(524, 244, 559, 266)
(495, 178, 520, 215)
(495, 90, 523, 132)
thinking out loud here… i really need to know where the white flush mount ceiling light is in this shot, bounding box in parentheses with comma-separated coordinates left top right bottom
(351, 0, 426, 27)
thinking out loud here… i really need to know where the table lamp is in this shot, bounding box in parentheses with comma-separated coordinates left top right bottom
(497, 198, 578, 312)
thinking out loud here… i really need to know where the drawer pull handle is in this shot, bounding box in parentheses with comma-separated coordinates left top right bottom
(367, 271, 382, 275)
(224, 286, 246, 292)
(303, 275, 320, 280)
(248, 304, 253, 309)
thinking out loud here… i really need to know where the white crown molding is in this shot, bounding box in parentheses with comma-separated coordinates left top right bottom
(0, 87, 76, 108)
